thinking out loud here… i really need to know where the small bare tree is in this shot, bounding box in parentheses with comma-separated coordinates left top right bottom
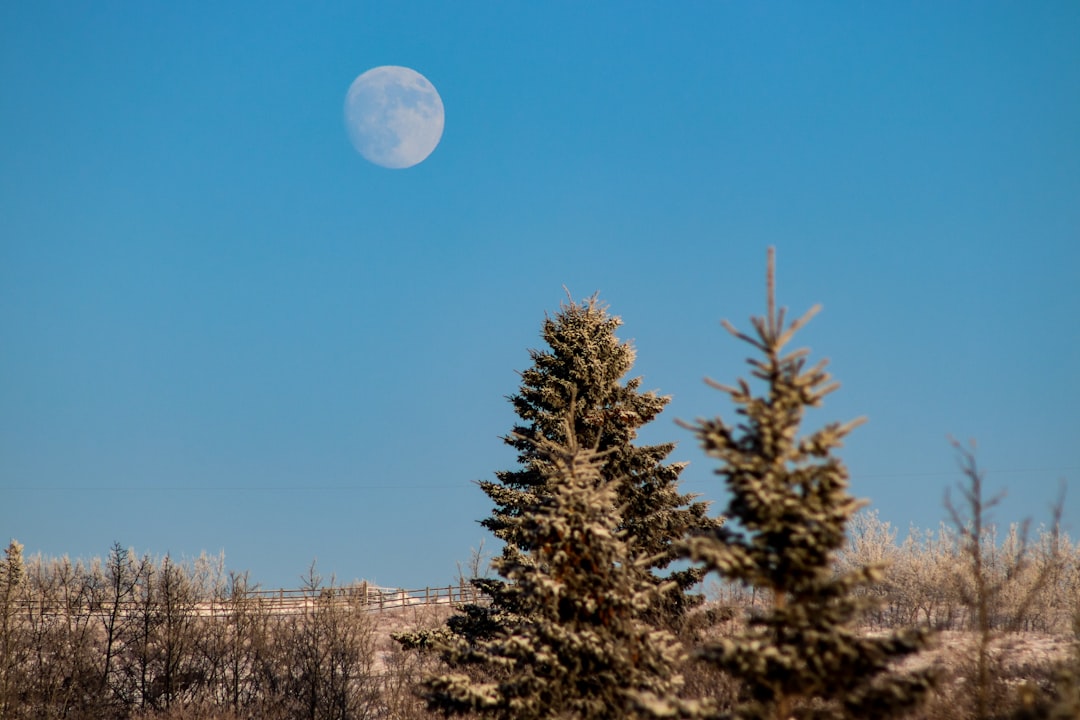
(266, 564, 381, 720)
(207, 570, 272, 715)
(91, 542, 141, 713)
(0, 540, 25, 718)
(944, 438, 1066, 719)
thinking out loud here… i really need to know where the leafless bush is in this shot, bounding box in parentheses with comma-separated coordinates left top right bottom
(836, 511, 1077, 636)
(0, 548, 403, 720)
(260, 564, 382, 720)
(833, 443, 1075, 719)
(200, 570, 274, 715)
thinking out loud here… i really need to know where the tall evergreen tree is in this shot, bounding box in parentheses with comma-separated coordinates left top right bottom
(396, 293, 717, 710)
(399, 294, 717, 665)
(479, 293, 717, 625)
(421, 412, 684, 720)
(653, 250, 935, 720)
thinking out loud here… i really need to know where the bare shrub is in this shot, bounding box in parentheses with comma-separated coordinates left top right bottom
(202, 571, 274, 715)
(260, 564, 382, 720)
(0, 540, 26, 719)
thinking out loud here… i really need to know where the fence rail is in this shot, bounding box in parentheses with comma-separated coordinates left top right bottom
(9, 581, 487, 619)
(247, 582, 485, 613)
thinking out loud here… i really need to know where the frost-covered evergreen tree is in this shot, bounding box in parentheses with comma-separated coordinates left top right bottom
(656, 250, 935, 720)
(421, 413, 684, 720)
(481, 293, 717, 625)
(399, 294, 716, 662)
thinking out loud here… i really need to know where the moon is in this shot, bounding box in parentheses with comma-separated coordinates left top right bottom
(344, 66, 445, 169)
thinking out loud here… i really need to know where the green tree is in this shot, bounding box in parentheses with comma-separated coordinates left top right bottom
(483, 293, 717, 624)
(421, 412, 684, 719)
(398, 293, 717, 667)
(661, 249, 934, 720)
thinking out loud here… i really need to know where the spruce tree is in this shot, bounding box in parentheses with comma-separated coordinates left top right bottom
(421, 412, 684, 720)
(658, 249, 935, 720)
(480, 293, 717, 625)
(398, 293, 717, 663)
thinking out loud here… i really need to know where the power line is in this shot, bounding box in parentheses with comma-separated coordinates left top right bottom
(4, 468, 1076, 492)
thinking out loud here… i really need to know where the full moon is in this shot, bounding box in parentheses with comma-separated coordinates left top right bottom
(344, 66, 445, 169)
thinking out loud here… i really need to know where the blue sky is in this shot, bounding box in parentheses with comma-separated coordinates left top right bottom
(2, 3, 1078, 590)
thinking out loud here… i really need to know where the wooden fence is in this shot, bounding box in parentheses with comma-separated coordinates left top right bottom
(244, 582, 485, 615)
(9, 581, 487, 619)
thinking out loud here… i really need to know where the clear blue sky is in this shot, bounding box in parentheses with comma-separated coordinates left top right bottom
(2, 3, 1077, 590)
